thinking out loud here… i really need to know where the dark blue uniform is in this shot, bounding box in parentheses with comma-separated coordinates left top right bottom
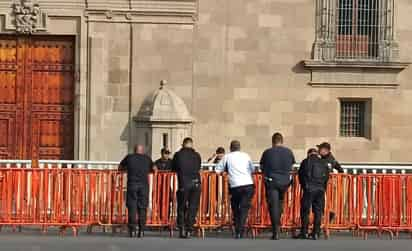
(172, 147, 202, 236)
(120, 153, 153, 233)
(298, 154, 343, 238)
(260, 146, 295, 237)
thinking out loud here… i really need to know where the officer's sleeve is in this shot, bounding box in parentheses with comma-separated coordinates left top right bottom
(149, 158, 155, 172)
(259, 151, 266, 172)
(171, 153, 178, 172)
(291, 150, 296, 165)
(297, 159, 306, 187)
(333, 160, 344, 173)
(119, 155, 128, 171)
(196, 152, 202, 171)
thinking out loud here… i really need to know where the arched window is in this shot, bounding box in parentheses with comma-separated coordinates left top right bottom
(314, 0, 398, 62)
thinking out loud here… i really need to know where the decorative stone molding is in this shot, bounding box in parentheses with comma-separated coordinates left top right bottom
(4, 0, 48, 34)
(303, 60, 410, 89)
(85, 0, 197, 24)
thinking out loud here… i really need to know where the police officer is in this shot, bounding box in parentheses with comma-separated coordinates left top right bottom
(119, 145, 154, 238)
(317, 142, 344, 173)
(317, 142, 344, 224)
(172, 137, 202, 239)
(260, 133, 295, 240)
(154, 148, 172, 171)
(295, 148, 328, 240)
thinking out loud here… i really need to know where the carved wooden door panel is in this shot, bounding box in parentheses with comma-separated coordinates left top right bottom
(0, 36, 74, 160)
(27, 37, 75, 160)
(0, 37, 24, 159)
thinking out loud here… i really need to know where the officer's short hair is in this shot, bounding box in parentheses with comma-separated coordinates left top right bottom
(161, 148, 171, 154)
(216, 147, 225, 154)
(307, 148, 318, 156)
(272, 132, 283, 145)
(230, 140, 241, 152)
(182, 137, 193, 147)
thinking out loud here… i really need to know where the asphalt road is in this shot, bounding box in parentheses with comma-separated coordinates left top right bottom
(0, 231, 411, 251)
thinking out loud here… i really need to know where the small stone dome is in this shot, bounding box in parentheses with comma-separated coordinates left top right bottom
(136, 80, 193, 123)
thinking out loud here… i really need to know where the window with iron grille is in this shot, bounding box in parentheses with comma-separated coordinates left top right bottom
(340, 100, 371, 138)
(314, 0, 398, 62)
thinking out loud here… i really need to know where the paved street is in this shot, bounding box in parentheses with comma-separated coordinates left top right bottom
(0, 231, 410, 251)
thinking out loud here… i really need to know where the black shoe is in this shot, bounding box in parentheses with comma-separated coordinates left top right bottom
(129, 229, 136, 238)
(271, 232, 279, 240)
(310, 233, 320, 240)
(293, 233, 308, 239)
(137, 230, 144, 238)
(235, 233, 241, 239)
(185, 231, 192, 239)
(179, 229, 186, 239)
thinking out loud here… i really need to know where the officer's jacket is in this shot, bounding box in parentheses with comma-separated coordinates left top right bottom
(172, 147, 202, 188)
(321, 154, 344, 173)
(298, 155, 329, 190)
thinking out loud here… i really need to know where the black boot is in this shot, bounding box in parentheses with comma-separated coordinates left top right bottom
(271, 227, 280, 240)
(271, 232, 279, 240)
(137, 229, 144, 238)
(185, 230, 192, 239)
(128, 227, 136, 238)
(179, 228, 186, 239)
(310, 233, 320, 240)
(293, 232, 308, 239)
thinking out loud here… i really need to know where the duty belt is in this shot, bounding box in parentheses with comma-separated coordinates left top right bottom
(264, 177, 273, 182)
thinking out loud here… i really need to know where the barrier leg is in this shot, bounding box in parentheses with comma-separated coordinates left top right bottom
(201, 228, 205, 239)
(169, 227, 173, 238)
(72, 227, 78, 237)
(384, 229, 394, 240)
(59, 226, 66, 236)
(251, 228, 257, 239)
(324, 227, 330, 240)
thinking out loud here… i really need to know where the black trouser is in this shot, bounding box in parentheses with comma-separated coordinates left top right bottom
(300, 188, 325, 235)
(177, 180, 201, 232)
(127, 184, 149, 231)
(265, 184, 287, 233)
(230, 184, 255, 235)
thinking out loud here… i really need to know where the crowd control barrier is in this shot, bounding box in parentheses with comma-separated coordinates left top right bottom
(0, 165, 412, 239)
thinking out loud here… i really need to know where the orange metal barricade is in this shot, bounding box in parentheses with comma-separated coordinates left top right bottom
(323, 174, 357, 234)
(248, 174, 357, 238)
(356, 174, 412, 239)
(0, 168, 412, 238)
(196, 172, 231, 237)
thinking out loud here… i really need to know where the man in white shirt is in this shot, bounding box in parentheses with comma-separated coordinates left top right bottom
(215, 140, 256, 239)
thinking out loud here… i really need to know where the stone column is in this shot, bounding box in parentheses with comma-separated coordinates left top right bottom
(313, 0, 337, 61)
(379, 0, 399, 61)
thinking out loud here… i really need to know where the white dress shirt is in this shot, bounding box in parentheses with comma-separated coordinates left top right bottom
(215, 151, 255, 188)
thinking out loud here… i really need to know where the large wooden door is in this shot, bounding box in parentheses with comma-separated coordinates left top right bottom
(0, 36, 74, 160)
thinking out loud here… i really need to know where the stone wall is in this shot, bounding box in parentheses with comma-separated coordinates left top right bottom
(191, 0, 412, 162)
(88, 23, 131, 160)
(1, 0, 411, 162)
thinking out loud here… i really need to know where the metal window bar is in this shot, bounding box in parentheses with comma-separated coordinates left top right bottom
(316, 0, 394, 61)
(340, 101, 366, 137)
